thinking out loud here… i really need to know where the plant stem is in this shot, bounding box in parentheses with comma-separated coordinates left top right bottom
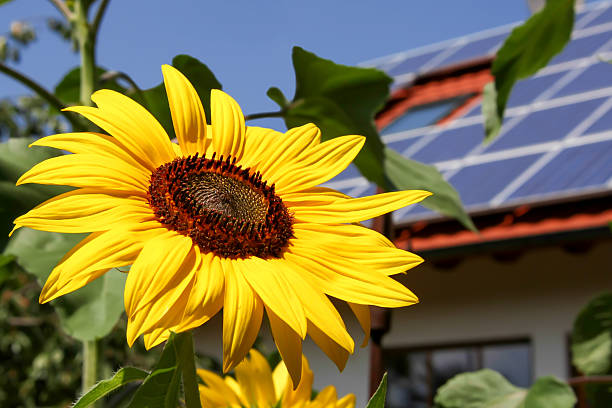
(48, 0, 73, 20)
(74, 1, 99, 401)
(91, 0, 111, 42)
(244, 110, 284, 121)
(74, 0, 95, 106)
(0, 62, 83, 130)
(175, 332, 202, 408)
(82, 339, 98, 392)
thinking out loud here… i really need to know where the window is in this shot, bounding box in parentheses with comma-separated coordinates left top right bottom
(383, 339, 532, 408)
(380, 96, 471, 136)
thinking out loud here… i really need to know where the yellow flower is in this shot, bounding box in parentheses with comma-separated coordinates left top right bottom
(13, 65, 430, 385)
(199, 349, 355, 408)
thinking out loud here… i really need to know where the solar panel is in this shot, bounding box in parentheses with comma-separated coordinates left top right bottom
(386, 51, 442, 77)
(583, 4, 612, 28)
(509, 139, 612, 200)
(583, 104, 612, 134)
(346, 2, 612, 222)
(433, 32, 508, 68)
(386, 136, 423, 156)
(411, 124, 484, 163)
(484, 98, 606, 152)
(554, 61, 612, 97)
(548, 30, 612, 65)
(507, 72, 566, 107)
(447, 154, 543, 207)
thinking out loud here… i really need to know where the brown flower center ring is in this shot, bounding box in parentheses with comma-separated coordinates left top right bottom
(148, 153, 293, 259)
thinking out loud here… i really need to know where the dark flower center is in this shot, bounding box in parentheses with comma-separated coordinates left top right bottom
(147, 153, 293, 259)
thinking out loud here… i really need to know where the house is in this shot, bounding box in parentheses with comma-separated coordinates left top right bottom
(194, 2, 612, 406)
(324, 1, 612, 406)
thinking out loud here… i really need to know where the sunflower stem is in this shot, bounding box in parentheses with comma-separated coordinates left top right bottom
(175, 331, 202, 408)
(82, 339, 98, 396)
(74, 0, 96, 106)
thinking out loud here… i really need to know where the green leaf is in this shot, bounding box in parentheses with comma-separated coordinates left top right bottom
(434, 369, 526, 408)
(0, 0, 15, 5)
(572, 292, 612, 375)
(4, 227, 127, 341)
(73, 367, 149, 408)
(366, 372, 387, 408)
(55, 66, 126, 106)
(138, 54, 222, 140)
(384, 148, 476, 231)
(275, 46, 390, 188)
(484, 0, 575, 141)
(273, 47, 474, 231)
(266, 87, 289, 109)
(127, 333, 181, 408)
(522, 377, 576, 408)
(0, 138, 69, 249)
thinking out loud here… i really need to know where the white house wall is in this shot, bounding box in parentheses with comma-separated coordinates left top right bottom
(387, 239, 612, 382)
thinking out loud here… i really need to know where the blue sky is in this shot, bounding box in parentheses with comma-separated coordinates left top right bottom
(0, 1, 548, 130)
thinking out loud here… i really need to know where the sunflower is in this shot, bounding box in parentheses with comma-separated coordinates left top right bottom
(198, 349, 355, 408)
(13, 64, 430, 385)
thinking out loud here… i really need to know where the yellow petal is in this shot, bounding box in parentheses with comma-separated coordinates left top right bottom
(280, 355, 314, 408)
(17, 154, 149, 193)
(238, 257, 307, 339)
(293, 225, 423, 276)
(31, 132, 152, 177)
(177, 251, 224, 331)
(308, 321, 350, 372)
(66, 91, 175, 170)
(223, 260, 264, 372)
(123, 231, 194, 319)
(337, 394, 356, 408)
(239, 126, 284, 170)
(249, 123, 321, 180)
(292, 190, 432, 223)
(281, 186, 350, 207)
(279, 259, 353, 353)
(274, 135, 365, 194)
(234, 350, 277, 407)
(285, 242, 418, 307)
(127, 249, 197, 343)
(162, 65, 209, 156)
(210, 89, 245, 160)
(314, 386, 338, 406)
(198, 369, 243, 407)
(348, 303, 370, 347)
(40, 222, 164, 303)
(267, 306, 303, 388)
(14, 189, 153, 234)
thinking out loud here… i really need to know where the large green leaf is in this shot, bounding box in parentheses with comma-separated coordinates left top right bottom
(384, 148, 476, 231)
(484, 0, 574, 141)
(54, 66, 126, 106)
(572, 292, 612, 375)
(4, 227, 127, 341)
(73, 367, 149, 408)
(138, 54, 222, 140)
(522, 377, 576, 408)
(127, 333, 181, 408)
(271, 47, 475, 231)
(271, 46, 389, 188)
(366, 373, 388, 408)
(0, 138, 68, 249)
(434, 369, 526, 408)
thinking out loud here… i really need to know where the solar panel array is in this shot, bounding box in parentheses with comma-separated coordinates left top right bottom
(325, 1, 612, 224)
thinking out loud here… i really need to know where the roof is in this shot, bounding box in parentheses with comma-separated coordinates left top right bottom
(324, 1, 612, 240)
